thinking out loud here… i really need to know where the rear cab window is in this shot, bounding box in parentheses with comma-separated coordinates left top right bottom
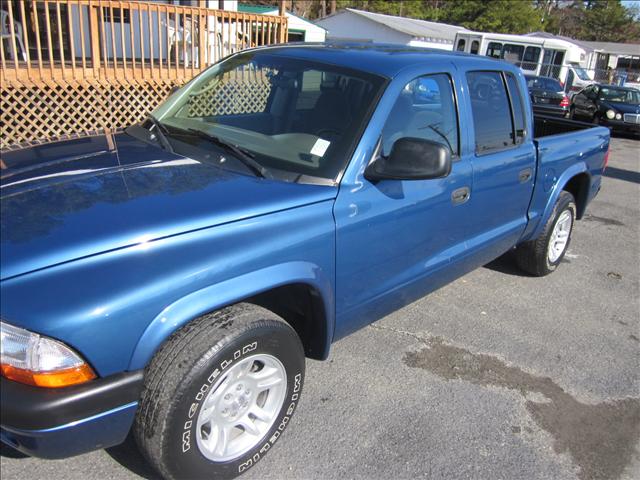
(466, 71, 528, 154)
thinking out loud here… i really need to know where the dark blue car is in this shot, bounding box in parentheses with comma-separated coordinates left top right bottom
(1, 44, 609, 479)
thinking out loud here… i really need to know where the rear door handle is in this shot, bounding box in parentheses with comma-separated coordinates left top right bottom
(519, 168, 532, 183)
(451, 186, 470, 205)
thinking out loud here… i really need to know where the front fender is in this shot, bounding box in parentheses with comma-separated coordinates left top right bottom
(128, 262, 334, 370)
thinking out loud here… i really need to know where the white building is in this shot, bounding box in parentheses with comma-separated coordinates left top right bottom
(315, 8, 467, 50)
(237, 4, 326, 42)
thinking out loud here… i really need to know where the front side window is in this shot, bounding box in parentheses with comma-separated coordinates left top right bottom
(152, 52, 387, 182)
(381, 74, 459, 158)
(467, 71, 514, 153)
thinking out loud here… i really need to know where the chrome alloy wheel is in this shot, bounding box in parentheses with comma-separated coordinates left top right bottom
(548, 209, 573, 263)
(195, 354, 287, 462)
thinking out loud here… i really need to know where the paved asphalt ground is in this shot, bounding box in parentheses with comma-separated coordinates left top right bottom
(2, 136, 639, 480)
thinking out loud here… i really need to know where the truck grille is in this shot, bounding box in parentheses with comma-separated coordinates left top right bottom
(623, 114, 640, 124)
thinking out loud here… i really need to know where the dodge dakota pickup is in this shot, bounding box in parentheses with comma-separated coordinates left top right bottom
(0, 44, 609, 479)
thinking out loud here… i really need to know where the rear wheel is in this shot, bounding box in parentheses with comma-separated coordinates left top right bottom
(515, 191, 576, 276)
(134, 304, 305, 479)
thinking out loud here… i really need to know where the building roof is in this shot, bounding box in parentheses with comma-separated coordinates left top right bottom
(581, 41, 640, 57)
(320, 8, 466, 43)
(525, 32, 595, 52)
(527, 32, 640, 58)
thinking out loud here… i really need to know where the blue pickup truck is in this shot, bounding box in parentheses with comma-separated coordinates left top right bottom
(1, 44, 609, 479)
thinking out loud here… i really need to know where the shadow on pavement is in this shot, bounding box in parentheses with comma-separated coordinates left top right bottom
(483, 251, 530, 277)
(603, 166, 640, 185)
(104, 434, 160, 480)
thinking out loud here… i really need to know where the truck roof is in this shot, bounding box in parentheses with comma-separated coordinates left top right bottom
(258, 42, 509, 78)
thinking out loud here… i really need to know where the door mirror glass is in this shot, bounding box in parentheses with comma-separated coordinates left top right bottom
(365, 137, 452, 181)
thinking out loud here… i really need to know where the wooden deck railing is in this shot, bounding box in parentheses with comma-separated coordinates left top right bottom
(0, 1, 287, 148)
(1, 0, 287, 84)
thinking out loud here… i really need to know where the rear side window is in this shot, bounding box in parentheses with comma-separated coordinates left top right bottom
(505, 74, 526, 144)
(466, 71, 514, 153)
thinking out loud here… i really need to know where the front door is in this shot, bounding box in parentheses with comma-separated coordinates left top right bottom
(333, 72, 473, 338)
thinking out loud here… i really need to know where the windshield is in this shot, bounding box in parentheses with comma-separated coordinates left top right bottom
(152, 51, 387, 183)
(598, 87, 640, 104)
(573, 67, 590, 81)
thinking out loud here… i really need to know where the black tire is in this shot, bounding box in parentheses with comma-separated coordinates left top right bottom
(134, 303, 305, 480)
(515, 191, 576, 277)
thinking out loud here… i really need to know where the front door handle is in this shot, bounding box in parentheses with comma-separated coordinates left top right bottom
(519, 168, 532, 183)
(451, 186, 470, 205)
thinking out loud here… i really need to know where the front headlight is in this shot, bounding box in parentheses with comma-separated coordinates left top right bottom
(1, 321, 96, 388)
(615, 113, 622, 120)
(606, 109, 616, 119)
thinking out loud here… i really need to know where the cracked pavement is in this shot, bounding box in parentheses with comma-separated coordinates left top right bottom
(2, 136, 639, 479)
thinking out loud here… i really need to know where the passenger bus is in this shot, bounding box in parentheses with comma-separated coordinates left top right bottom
(453, 31, 594, 93)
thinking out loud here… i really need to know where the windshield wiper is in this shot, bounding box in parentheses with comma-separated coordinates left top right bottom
(146, 115, 174, 153)
(182, 128, 271, 179)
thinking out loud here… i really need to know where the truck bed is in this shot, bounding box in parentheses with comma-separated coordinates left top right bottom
(533, 115, 598, 138)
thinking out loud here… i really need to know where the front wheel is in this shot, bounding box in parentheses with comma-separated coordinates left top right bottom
(515, 191, 576, 276)
(134, 304, 305, 479)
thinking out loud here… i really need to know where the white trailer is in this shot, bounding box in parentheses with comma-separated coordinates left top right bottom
(453, 31, 594, 92)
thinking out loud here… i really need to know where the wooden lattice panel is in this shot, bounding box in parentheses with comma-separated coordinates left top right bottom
(187, 69, 274, 117)
(1, 79, 182, 150)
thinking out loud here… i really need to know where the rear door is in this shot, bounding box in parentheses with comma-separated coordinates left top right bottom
(461, 70, 536, 261)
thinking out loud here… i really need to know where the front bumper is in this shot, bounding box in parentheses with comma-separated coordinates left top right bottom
(1, 371, 143, 459)
(601, 118, 640, 134)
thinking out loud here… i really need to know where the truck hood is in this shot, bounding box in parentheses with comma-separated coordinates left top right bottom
(0, 133, 336, 280)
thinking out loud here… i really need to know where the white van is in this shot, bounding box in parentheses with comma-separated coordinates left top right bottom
(453, 31, 594, 93)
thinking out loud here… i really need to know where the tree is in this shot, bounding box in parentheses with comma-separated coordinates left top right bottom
(266, 0, 640, 41)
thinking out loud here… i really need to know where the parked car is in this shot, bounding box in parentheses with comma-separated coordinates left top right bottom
(570, 83, 640, 136)
(1, 44, 609, 480)
(525, 75, 570, 117)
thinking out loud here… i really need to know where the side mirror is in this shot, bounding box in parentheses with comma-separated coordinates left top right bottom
(365, 137, 452, 181)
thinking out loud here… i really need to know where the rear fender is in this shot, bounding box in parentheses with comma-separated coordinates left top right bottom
(524, 161, 589, 242)
(128, 262, 334, 370)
